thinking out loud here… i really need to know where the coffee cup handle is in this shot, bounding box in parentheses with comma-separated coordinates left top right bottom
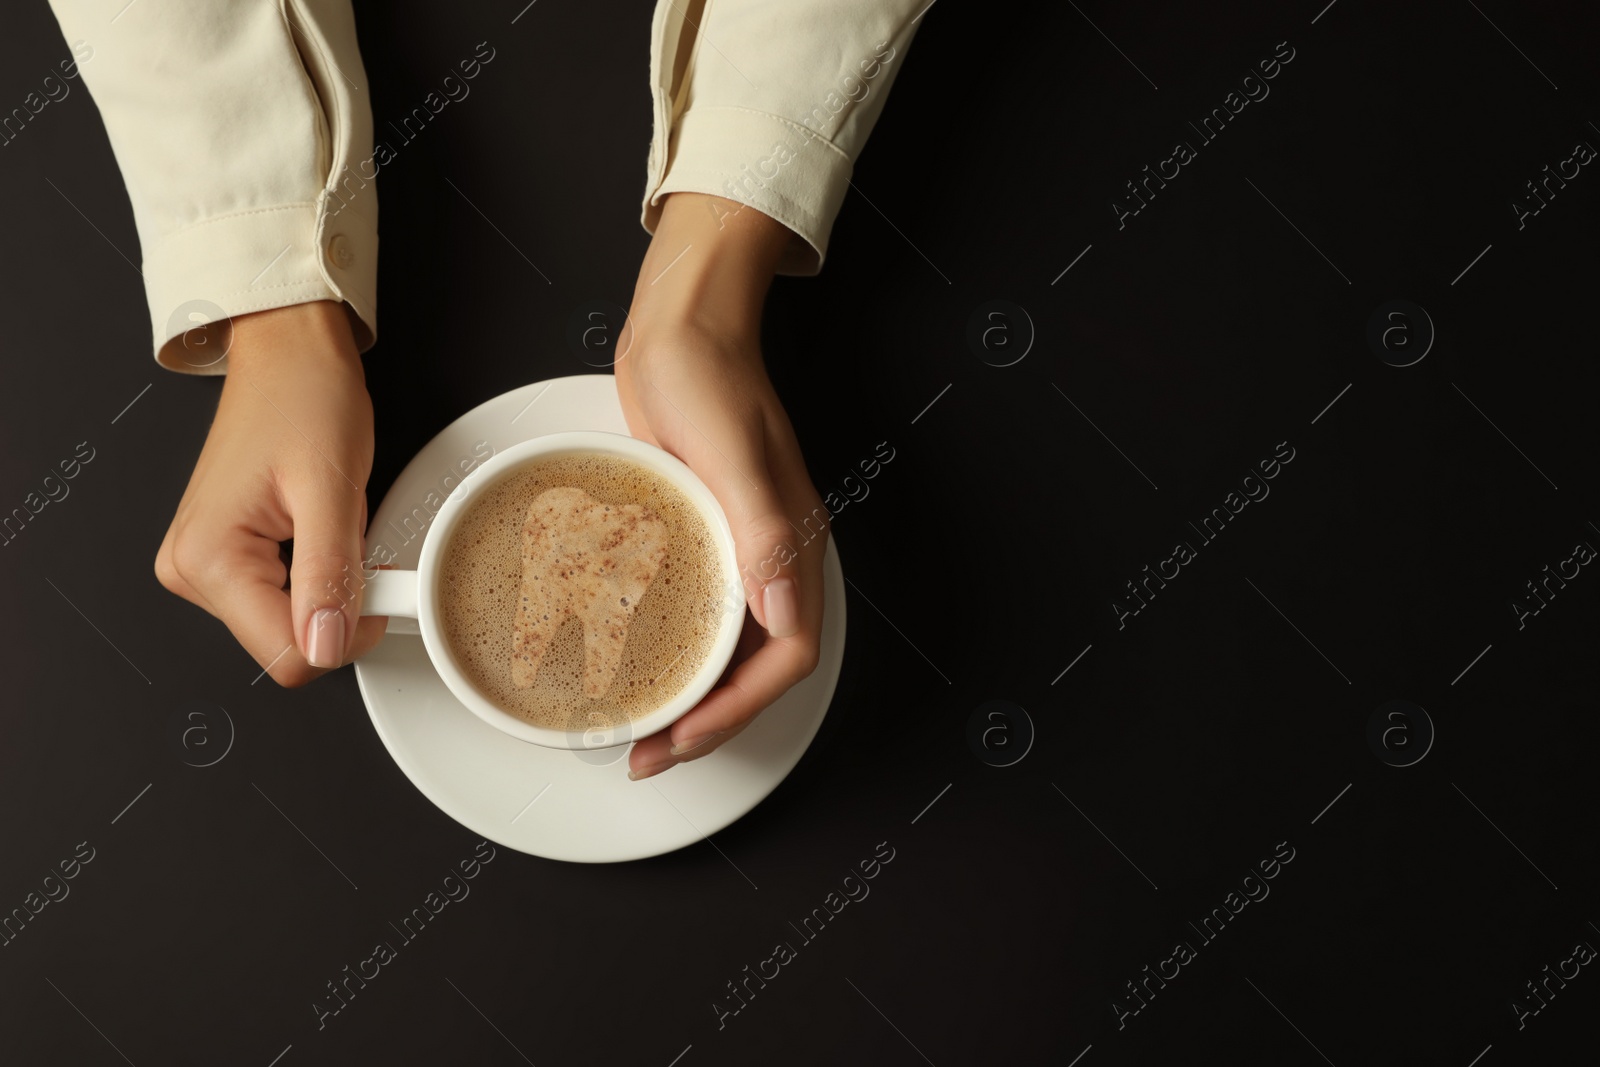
(361, 570, 422, 635)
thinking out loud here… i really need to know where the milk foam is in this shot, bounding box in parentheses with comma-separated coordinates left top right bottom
(438, 453, 724, 730)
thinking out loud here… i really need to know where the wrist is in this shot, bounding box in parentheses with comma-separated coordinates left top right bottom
(628, 193, 791, 343)
(225, 301, 364, 378)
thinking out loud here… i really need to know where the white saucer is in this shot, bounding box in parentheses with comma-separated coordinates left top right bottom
(352, 375, 846, 863)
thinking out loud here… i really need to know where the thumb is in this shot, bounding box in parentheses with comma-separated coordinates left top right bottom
(286, 479, 379, 668)
(703, 455, 809, 642)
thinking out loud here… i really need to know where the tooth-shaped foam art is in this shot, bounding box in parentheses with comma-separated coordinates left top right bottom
(510, 486, 669, 698)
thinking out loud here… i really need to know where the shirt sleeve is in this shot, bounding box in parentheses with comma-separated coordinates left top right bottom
(642, 0, 927, 275)
(45, 0, 377, 373)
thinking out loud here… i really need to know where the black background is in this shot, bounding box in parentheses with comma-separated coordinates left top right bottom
(3, 1, 1598, 1064)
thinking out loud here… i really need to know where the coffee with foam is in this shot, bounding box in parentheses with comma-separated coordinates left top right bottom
(438, 452, 725, 730)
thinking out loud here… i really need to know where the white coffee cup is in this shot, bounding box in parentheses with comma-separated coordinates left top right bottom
(358, 431, 744, 750)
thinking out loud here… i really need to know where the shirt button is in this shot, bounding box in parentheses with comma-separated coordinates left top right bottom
(327, 234, 355, 270)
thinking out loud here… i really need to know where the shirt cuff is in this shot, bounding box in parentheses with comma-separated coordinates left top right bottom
(146, 191, 377, 375)
(642, 105, 853, 276)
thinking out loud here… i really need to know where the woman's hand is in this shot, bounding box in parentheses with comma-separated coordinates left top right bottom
(615, 192, 827, 781)
(154, 301, 388, 685)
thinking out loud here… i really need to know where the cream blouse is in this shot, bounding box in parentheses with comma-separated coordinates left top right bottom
(45, 0, 927, 371)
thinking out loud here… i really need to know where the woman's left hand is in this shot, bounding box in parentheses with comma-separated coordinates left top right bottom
(613, 192, 828, 781)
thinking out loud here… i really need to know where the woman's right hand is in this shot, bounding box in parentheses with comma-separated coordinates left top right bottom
(154, 301, 388, 685)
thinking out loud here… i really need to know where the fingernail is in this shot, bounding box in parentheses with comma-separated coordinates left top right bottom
(670, 732, 720, 756)
(764, 577, 798, 638)
(628, 757, 677, 782)
(306, 608, 345, 668)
